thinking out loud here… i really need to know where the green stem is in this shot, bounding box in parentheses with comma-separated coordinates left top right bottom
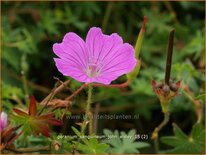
(21, 71, 29, 101)
(21, 54, 29, 101)
(38, 81, 60, 115)
(81, 83, 93, 135)
(152, 112, 170, 153)
(89, 112, 93, 135)
(182, 89, 202, 123)
(154, 138, 159, 153)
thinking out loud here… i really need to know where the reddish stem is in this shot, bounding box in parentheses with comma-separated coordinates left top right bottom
(65, 80, 131, 101)
(66, 83, 88, 101)
(93, 80, 130, 88)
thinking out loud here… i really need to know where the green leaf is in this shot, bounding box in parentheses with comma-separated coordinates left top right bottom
(12, 97, 62, 137)
(38, 10, 59, 35)
(161, 136, 183, 147)
(71, 126, 81, 137)
(180, 30, 204, 60)
(77, 138, 108, 154)
(191, 123, 205, 147)
(71, 126, 108, 154)
(173, 123, 188, 140)
(2, 82, 24, 99)
(161, 123, 205, 153)
(103, 129, 149, 154)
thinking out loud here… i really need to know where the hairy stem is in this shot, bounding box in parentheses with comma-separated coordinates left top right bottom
(93, 103, 100, 134)
(81, 84, 93, 135)
(89, 112, 93, 135)
(21, 71, 29, 101)
(40, 79, 71, 105)
(39, 80, 67, 115)
(66, 83, 88, 101)
(152, 112, 170, 153)
(38, 90, 56, 115)
(93, 80, 130, 88)
(65, 81, 130, 103)
(154, 138, 159, 153)
(182, 84, 203, 123)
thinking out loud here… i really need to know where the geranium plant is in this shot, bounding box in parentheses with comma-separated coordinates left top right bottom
(1, 2, 205, 154)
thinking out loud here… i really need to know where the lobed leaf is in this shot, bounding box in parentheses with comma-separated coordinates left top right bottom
(103, 129, 149, 154)
(161, 123, 205, 153)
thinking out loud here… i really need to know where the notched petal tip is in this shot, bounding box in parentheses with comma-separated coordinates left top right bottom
(86, 27, 103, 40)
(63, 32, 83, 43)
(52, 43, 63, 58)
(88, 27, 102, 33)
(52, 43, 59, 51)
(109, 33, 123, 44)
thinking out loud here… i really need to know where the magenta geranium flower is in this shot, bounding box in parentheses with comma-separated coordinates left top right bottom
(53, 27, 136, 84)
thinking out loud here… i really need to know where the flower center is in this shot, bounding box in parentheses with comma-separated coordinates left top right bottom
(86, 57, 103, 78)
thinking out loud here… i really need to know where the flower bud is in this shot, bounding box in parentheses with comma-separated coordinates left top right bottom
(134, 16, 146, 58)
(126, 16, 146, 82)
(0, 112, 7, 131)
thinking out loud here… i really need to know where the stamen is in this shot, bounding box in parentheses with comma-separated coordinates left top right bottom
(86, 57, 103, 77)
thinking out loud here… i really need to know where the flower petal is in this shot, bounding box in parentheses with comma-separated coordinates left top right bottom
(86, 27, 123, 61)
(97, 33, 124, 62)
(64, 33, 88, 63)
(53, 44, 86, 69)
(64, 33, 88, 64)
(54, 58, 88, 82)
(53, 32, 88, 74)
(86, 27, 102, 57)
(98, 43, 136, 84)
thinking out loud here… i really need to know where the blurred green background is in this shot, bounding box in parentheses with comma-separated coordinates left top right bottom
(1, 1, 205, 154)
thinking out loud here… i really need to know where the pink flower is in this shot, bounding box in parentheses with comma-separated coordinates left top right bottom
(53, 27, 136, 84)
(0, 112, 7, 131)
